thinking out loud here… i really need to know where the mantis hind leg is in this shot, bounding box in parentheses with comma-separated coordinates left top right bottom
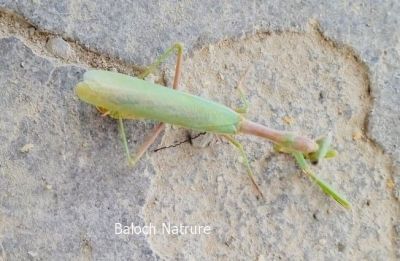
(121, 43, 184, 166)
(127, 123, 165, 166)
(223, 135, 264, 199)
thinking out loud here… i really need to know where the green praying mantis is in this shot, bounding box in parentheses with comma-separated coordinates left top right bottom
(75, 43, 351, 208)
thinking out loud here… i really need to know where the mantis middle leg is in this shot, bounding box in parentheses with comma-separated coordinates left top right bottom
(119, 43, 184, 165)
(223, 134, 264, 199)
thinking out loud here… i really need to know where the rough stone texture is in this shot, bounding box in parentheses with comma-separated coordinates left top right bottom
(0, 37, 158, 260)
(145, 29, 399, 260)
(0, 0, 399, 260)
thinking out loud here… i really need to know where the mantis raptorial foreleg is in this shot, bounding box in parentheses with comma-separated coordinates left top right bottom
(307, 134, 337, 164)
(292, 151, 351, 208)
(118, 43, 184, 165)
(223, 135, 264, 199)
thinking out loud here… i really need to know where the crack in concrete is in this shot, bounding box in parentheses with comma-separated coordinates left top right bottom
(0, 8, 143, 76)
(295, 23, 400, 256)
(153, 132, 207, 152)
(307, 21, 398, 204)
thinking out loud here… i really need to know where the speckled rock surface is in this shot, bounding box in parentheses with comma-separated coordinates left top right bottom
(0, 37, 157, 260)
(145, 28, 399, 260)
(0, 0, 399, 260)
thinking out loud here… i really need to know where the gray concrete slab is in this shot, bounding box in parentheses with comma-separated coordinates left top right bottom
(0, 37, 157, 260)
(0, 0, 399, 259)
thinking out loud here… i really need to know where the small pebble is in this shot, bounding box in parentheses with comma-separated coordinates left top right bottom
(386, 178, 395, 189)
(20, 143, 34, 153)
(352, 129, 363, 140)
(45, 37, 74, 60)
(28, 27, 36, 37)
(218, 72, 225, 81)
(27, 251, 38, 258)
(282, 115, 295, 125)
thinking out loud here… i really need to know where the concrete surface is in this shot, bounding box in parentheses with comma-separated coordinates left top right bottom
(0, 1, 399, 260)
(0, 37, 158, 260)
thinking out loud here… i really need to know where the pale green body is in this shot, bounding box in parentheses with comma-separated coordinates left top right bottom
(75, 69, 350, 208)
(75, 70, 242, 134)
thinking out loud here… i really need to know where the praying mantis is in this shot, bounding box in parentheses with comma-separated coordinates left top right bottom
(75, 43, 351, 208)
